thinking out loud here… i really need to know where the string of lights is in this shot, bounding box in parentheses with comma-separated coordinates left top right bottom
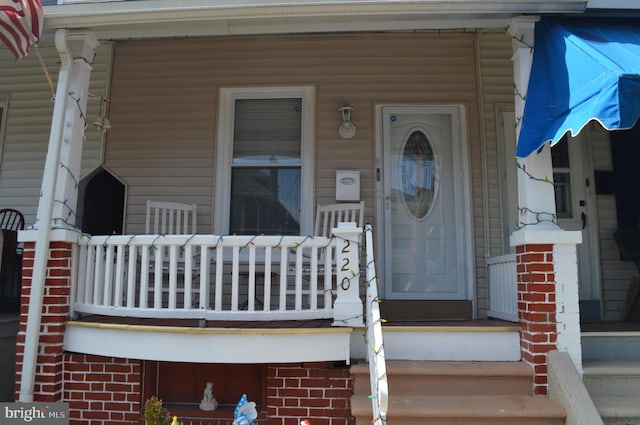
(516, 161, 554, 185)
(511, 32, 534, 130)
(514, 161, 561, 230)
(513, 84, 527, 101)
(67, 92, 89, 143)
(510, 33, 534, 51)
(363, 225, 388, 425)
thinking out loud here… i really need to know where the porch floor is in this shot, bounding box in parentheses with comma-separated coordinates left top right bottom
(581, 321, 640, 332)
(71, 314, 334, 329)
(71, 314, 515, 330)
(67, 313, 640, 331)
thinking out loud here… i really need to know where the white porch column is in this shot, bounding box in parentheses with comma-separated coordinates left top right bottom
(19, 29, 99, 402)
(508, 17, 583, 385)
(332, 222, 364, 327)
(508, 16, 558, 229)
(52, 30, 100, 228)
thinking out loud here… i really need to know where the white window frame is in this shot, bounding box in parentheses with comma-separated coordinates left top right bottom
(214, 86, 315, 235)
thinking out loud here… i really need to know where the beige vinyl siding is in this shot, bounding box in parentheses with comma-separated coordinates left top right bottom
(0, 43, 112, 227)
(477, 33, 516, 256)
(108, 33, 483, 268)
(476, 33, 516, 318)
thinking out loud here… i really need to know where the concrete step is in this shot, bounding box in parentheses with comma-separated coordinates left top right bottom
(351, 360, 564, 425)
(583, 360, 640, 425)
(583, 361, 640, 397)
(590, 396, 640, 425)
(582, 332, 640, 361)
(352, 360, 533, 396)
(351, 394, 565, 425)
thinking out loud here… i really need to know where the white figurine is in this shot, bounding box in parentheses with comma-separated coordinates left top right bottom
(199, 382, 218, 411)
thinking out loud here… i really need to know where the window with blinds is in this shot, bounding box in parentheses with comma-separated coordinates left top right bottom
(230, 98, 302, 234)
(232, 98, 301, 164)
(215, 86, 315, 236)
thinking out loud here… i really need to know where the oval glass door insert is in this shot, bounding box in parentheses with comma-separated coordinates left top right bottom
(401, 130, 437, 219)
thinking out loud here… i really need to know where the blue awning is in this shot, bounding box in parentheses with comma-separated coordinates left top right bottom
(517, 18, 640, 157)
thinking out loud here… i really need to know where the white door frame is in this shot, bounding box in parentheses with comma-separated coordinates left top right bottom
(374, 104, 474, 302)
(496, 105, 518, 254)
(557, 132, 602, 306)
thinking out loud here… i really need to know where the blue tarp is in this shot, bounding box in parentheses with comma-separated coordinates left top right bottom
(517, 18, 640, 157)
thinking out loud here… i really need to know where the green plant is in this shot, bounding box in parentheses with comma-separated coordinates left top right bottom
(144, 396, 171, 425)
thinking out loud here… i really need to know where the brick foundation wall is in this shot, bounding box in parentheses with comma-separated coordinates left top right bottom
(64, 354, 142, 425)
(516, 243, 558, 395)
(266, 362, 354, 425)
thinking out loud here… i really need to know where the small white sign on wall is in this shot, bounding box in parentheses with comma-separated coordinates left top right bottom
(336, 170, 360, 201)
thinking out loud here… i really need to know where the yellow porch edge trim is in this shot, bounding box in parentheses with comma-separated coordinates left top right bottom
(65, 321, 353, 335)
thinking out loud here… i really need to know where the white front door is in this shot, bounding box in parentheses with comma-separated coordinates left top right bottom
(378, 105, 469, 300)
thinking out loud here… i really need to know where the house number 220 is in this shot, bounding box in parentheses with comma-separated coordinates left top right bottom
(340, 239, 352, 290)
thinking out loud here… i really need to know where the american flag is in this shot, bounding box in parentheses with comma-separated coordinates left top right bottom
(0, 0, 43, 60)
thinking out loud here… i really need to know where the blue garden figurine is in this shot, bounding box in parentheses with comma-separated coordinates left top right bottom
(233, 394, 257, 425)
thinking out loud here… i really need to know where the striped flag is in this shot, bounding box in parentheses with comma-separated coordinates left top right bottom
(0, 0, 43, 60)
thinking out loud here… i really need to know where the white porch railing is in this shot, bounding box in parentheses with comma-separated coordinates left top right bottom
(364, 224, 388, 424)
(70, 234, 344, 321)
(487, 253, 518, 322)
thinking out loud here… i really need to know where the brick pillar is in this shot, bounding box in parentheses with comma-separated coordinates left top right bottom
(267, 362, 354, 425)
(513, 229, 582, 395)
(15, 241, 72, 402)
(516, 243, 557, 395)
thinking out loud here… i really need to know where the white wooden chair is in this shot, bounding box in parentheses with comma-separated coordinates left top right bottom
(144, 201, 199, 307)
(314, 202, 365, 237)
(287, 201, 365, 309)
(145, 200, 197, 235)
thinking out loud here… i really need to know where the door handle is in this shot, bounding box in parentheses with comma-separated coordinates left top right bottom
(382, 194, 396, 209)
(581, 212, 587, 229)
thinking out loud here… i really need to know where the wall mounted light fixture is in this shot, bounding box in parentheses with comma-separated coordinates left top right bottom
(90, 94, 111, 131)
(338, 105, 356, 139)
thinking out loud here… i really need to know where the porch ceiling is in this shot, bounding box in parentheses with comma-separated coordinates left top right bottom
(44, 0, 587, 40)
